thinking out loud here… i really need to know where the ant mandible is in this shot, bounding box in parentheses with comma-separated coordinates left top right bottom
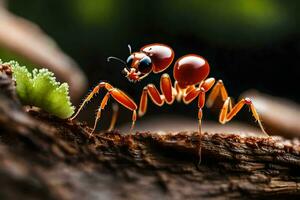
(71, 43, 268, 141)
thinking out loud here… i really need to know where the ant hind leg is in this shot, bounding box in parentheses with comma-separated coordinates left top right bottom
(206, 80, 267, 136)
(219, 97, 268, 136)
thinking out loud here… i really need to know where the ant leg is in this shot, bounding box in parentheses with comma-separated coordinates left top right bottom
(198, 108, 203, 166)
(91, 92, 110, 135)
(205, 79, 267, 135)
(160, 74, 175, 104)
(138, 83, 164, 117)
(182, 86, 206, 132)
(182, 76, 214, 104)
(109, 88, 138, 135)
(206, 80, 228, 108)
(182, 85, 206, 165)
(147, 84, 164, 106)
(174, 81, 183, 102)
(94, 89, 137, 136)
(200, 78, 215, 92)
(108, 103, 119, 131)
(73, 81, 137, 135)
(183, 86, 200, 104)
(130, 110, 137, 137)
(183, 77, 215, 104)
(138, 84, 164, 117)
(197, 88, 206, 165)
(219, 97, 268, 136)
(138, 87, 148, 116)
(70, 82, 113, 120)
(139, 73, 176, 117)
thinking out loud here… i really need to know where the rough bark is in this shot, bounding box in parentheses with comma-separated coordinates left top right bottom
(1, 71, 300, 200)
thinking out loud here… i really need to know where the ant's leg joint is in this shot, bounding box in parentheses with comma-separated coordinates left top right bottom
(201, 78, 216, 92)
(206, 79, 228, 108)
(70, 82, 110, 120)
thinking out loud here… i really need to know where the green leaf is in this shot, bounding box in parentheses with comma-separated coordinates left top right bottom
(8, 60, 74, 119)
(9, 61, 33, 105)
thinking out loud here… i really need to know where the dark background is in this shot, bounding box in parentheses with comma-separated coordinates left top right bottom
(2, 0, 299, 127)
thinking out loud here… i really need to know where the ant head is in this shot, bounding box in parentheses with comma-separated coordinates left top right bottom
(108, 45, 153, 82)
(124, 52, 153, 82)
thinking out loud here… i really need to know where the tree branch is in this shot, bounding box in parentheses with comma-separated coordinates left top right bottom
(1, 71, 300, 199)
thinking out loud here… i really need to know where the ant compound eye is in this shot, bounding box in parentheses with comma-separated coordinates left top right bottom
(138, 56, 152, 74)
(126, 55, 134, 67)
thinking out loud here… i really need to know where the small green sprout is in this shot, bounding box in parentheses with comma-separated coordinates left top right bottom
(1, 60, 74, 119)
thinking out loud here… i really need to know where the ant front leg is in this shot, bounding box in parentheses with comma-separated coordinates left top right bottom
(109, 88, 137, 136)
(93, 88, 137, 136)
(206, 79, 268, 136)
(138, 73, 176, 117)
(71, 82, 137, 136)
(70, 82, 113, 120)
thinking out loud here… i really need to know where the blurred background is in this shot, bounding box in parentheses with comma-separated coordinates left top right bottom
(1, 0, 299, 134)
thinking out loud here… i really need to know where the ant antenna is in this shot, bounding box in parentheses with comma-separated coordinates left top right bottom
(107, 56, 127, 66)
(128, 44, 132, 54)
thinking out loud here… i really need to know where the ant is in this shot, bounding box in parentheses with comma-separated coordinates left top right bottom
(71, 43, 268, 160)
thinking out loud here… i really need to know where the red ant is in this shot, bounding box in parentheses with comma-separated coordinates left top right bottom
(71, 43, 268, 146)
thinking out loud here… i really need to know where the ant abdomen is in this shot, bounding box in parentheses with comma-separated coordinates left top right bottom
(173, 54, 210, 89)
